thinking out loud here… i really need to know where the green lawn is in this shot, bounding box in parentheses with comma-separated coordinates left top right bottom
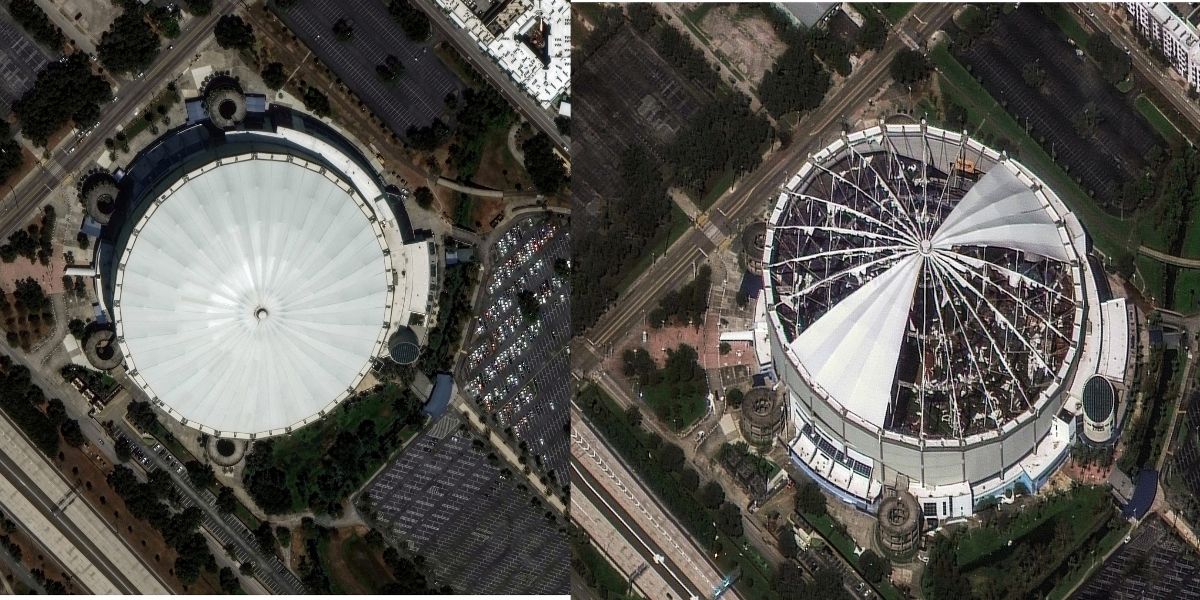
(700, 169, 736, 210)
(873, 3, 914, 24)
(1136, 255, 1168, 304)
(954, 486, 1110, 568)
(616, 203, 691, 294)
(1042, 4, 1090, 48)
(930, 45, 1135, 261)
(1136, 94, 1186, 146)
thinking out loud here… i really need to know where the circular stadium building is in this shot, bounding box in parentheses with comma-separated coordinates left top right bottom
(765, 124, 1108, 522)
(94, 100, 434, 439)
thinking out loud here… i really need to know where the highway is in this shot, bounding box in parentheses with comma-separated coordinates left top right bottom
(572, 412, 739, 600)
(409, 0, 568, 151)
(0, 0, 236, 241)
(0, 409, 168, 594)
(576, 3, 957, 370)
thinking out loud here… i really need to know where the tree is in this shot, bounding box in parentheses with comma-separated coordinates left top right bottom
(218, 566, 241, 593)
(301, 86, 331, 117)
(376, 55, 404, 83)
(624, 405, 642, 428)
(9, 0, 64, 49)
(239, 561, 254, 576)
(795, 480, 827, 517)
(67, 319, 86, 340)
(656, 442, 685, 473)
(679, 467, 700, 492)
(13, 53, 112, 147)
(716, 502, 743, 537)
(1021, 62, 1046, 89)
(554, 115, 570, 136)
(215, 485, 237, 513)
(1087, 32, 1131, 84)
(388, 0, 430, 41)
(332, 17, 354, 42)
(254, 521, 275, 553)
(59, 419, 85, 447)
(275, 526, 292, 546)
(719, 342, 731, 355)
(778, 528, 799, 559)
(859, 549, 890, 583)
(98, 6, 161, 75)
(699, 481, 725, 510)
(412, 186, 434, 209)
(185, 460, 215, 489)
(214, 15, 255, 50)
(261, 62, 286, 90)
(521, 132, 567, 195)
(889, 49, 931, 86)
(725, 387, 744, 410)
(184, 0, 213, 16)
(857, 9, 888, 52)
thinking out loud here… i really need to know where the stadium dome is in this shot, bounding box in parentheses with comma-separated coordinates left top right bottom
(99, 107, 433, 439)
(767, 124, 1097, 517)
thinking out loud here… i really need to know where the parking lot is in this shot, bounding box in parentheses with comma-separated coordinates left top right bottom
(274, 1, 464, 134)
(958, 6, 1163, 212)
(1076, 516, 1200, 599)
(461, 213, 570, 482)
(0, 16, 55, 114)
(363, 414, 568, 595)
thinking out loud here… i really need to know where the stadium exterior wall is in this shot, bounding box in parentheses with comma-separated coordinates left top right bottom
(767, 124, 1096, 514)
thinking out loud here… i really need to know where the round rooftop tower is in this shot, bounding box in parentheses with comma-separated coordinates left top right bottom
(740, 387, 784, 447)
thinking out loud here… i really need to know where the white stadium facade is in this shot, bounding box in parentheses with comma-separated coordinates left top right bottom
(93, 96, 434, 440)
(763, 124, 1130, 522)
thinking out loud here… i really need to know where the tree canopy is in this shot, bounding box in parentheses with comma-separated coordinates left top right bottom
(388, 0, 430, 41)
(9, 0, 64, 49)
(214, 15, 255, 50)
(97, 4, 161, 75)
(890, 49, 932, 85)
(521, 132, 567, 195)
(12, 53, 112, 147)
(261, 62, 286, 90)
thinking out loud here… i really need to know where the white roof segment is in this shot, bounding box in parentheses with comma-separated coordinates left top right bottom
(932, 166, 1071, 261)
(115, 158, 390, 437)
(791, 253, 921, 428)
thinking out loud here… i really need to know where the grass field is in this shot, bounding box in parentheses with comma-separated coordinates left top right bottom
(1136, 254, 1168, 303)
(616, 203, 690, 294)
(930, 45, 1135, 261)
(1042, 4, 1090, 48)
(700, 169, 736, 209)
(1136, 94, 1186, 147)
(955, 486, 1110, 568)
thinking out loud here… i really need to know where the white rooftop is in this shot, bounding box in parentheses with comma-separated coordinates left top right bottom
(114, 156, 393, 437)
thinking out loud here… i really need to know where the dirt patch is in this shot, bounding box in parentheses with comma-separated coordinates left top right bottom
(697, 5, 787, 85)
(323, 527, 395, 594)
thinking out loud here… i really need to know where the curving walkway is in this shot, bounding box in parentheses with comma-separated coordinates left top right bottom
(1139, 245, 1200, 268)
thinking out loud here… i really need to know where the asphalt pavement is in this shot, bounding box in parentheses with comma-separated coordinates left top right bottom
(0, 0, 236, 241)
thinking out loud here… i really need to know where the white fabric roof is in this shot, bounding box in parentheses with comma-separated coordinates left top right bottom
(791, 254, 922, 427)
(1098, 298, 1129, 383)
(781, 165, 1077, 430)
(115, 158, 389, 436)
(932, 167, 1071, 261)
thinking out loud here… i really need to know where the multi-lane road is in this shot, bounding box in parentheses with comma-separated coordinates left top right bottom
(0, 0, 236, 241)
(576, 3, 957, 371)
(409, 0, 568, 152)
